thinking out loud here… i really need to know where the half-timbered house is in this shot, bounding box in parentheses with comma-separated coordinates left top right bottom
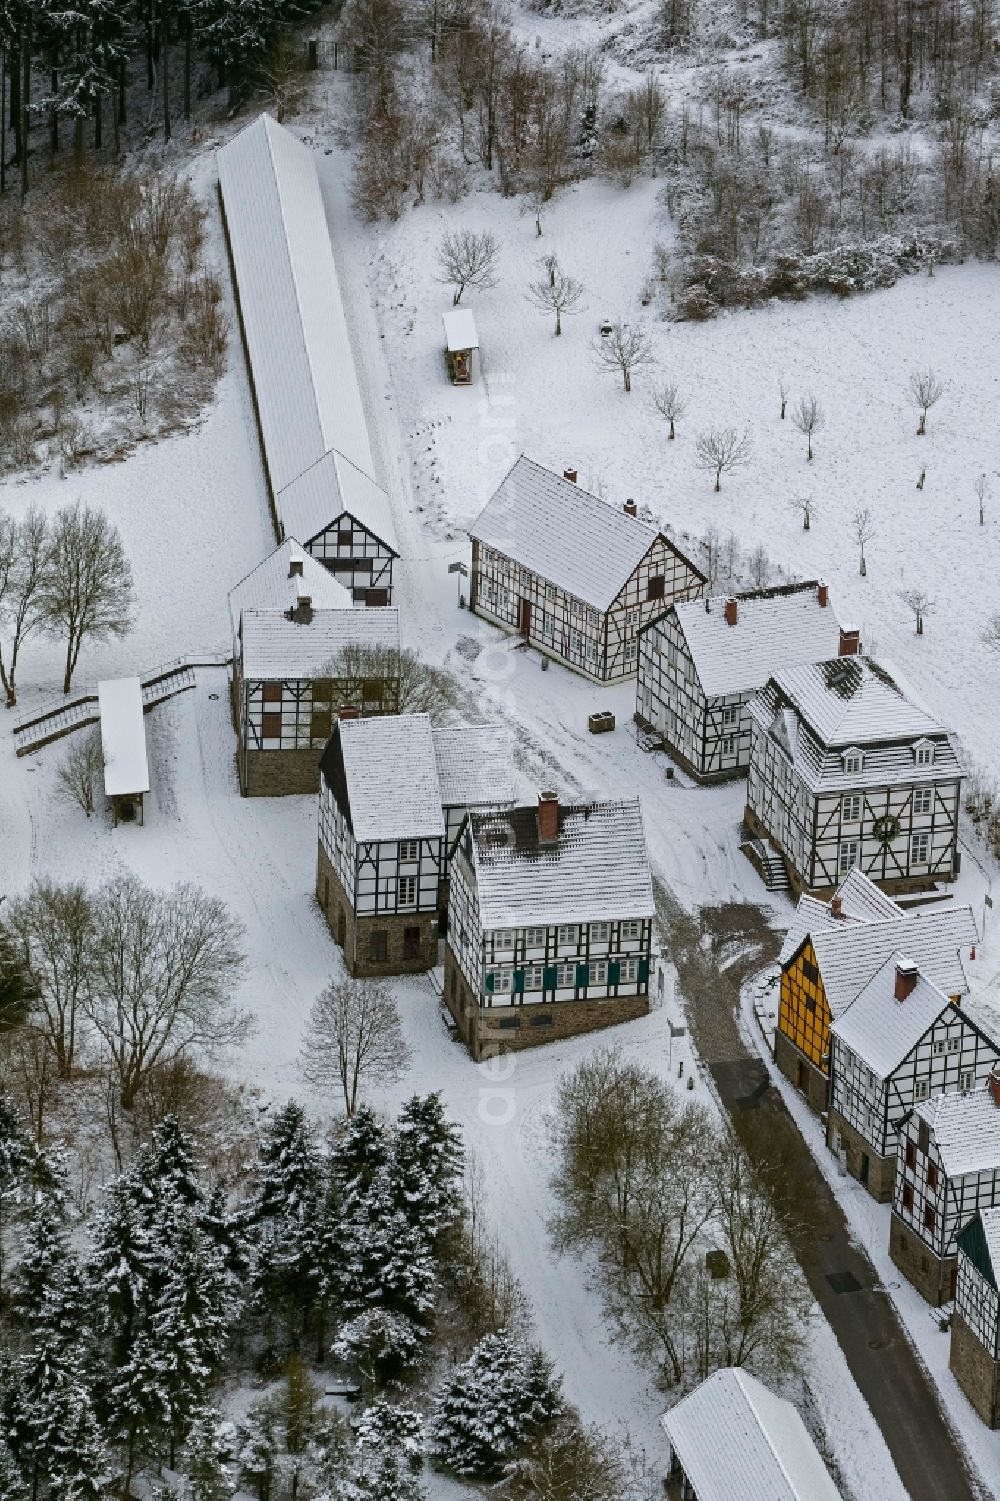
(444, 793, 655, 1060)
(746, 655, 963, 897)
(827, 954, 998, 1202)
(217, 114, 399, 604)
(231, 601, 400, 797)
(950, 1208, 1000, 1427)
(890, 1074, 1000, 1305)
(469, 457, 705, 682)
(316, 715, 518, 976)
(635, 581, 845, 781)
(776, 872, 977, 1110)
(662, 1368, 842, 1501)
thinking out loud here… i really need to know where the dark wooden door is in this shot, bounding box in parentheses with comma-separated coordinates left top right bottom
(519, 598, 532, 637)
(366, 588, 389, 606)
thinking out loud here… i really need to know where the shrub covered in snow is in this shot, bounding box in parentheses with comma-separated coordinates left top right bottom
(429, 1331, 563, 1478)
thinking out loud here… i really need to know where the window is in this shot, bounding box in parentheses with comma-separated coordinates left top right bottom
(842, 750, 863, 775)
(905, 1140, 916, 1171)
(591, 960, 608, 985)
(841, 794, 862, 822)
(947, 1036, 961, 1052)
(398, 876, 417, 907)
(362, 678, 384, 704)
(625, 641, 638, 664)
(556, 962, 576, 987)
(524, 964, 545, 990)
(546, 583, 556, 600)
(911, 831, 931, 865)
(722, 705, 739, 727)
(399, 840, 418, 862)
(802, 959, 819, 986)
(933, 1040, 946, 1056)
(647, 575, 665, 602)
(913, 787, 933, 816)
(923, 1204, 936, 1232)
(626, 608, 640, 630)
(927, 1161, 938, 1191)
(914, 743, 935, 766)
(557, 925, 579, 946)
(839, 840, 859, 875)
(620, 957, 639, 981)
(525, 927, 546, 948)
(403, 926, 422, 960)
(902, 1182, 914, 1211)
(915, 1079, 929, 1100)
(722, 736, 737, 757)
(494, 929, 514, 949)
(620, 920, 641, 940)
(369, 930, 388, 962)
(590, 922, 610, 944)
(961, 1070, 975, 1091)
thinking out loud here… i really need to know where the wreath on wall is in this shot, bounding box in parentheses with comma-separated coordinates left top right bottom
(873, 814, 900, 844)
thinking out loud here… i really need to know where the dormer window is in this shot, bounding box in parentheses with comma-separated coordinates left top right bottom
(914, 740, 935, 766)
(842, 747, 864, 776)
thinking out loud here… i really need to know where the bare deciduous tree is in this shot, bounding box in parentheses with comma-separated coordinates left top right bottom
(787, 494, 817, 530)
(592, 321, 655, 394)
(852, 507, 876, 575)
(0, 506, 48, 706)
(909, 367, 944, 435)
(83, 874, 249, 1110)
(10, 879, 93, 1081)
(791, 394, 825, 460)
(38, 501, 135, 694)
(778, 377, 788, 419)
(747, 543, 771, 588)
(322, 643, 462, 723)
(436, 229, 501, 305)
(983, 612, 1000, 654)
(651, 382, 686, 440)
(55, 729, 103, 818)
(975, 474, 989, 527)
(695, 426, 752, 491)
(526, 264, 585, 336)
(301, 978, 409, 1117)
(900, 587, 935, 635)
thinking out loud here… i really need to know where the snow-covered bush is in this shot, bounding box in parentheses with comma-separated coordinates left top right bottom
(429, 1331, 563, 1478)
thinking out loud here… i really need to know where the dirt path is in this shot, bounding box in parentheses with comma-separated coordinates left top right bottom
(655, 882, 986, 1501)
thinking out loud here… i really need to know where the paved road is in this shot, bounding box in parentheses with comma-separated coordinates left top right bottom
(656, 884, 985, 1501)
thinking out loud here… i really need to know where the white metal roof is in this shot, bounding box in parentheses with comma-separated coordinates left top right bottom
(442, 308, 479, 352)
(830, 952, 955, 1077)
(974, 1207, 1000, 1278)
(98, 678, 151, 798)
(467, 796, 654, 930)
(276, 449, 398, 556)
(228, 539, 352, 635)
(662, 1369, 842, 1501)
(433, 724, 517, 810)
(337, 715, 445, 843)
(779, 870, 904, 965)
(915, 1087, 1000, 1177)
(667, 583, 844, 698)
(469, 456, 702, 613)
(240, 606, 399, 679)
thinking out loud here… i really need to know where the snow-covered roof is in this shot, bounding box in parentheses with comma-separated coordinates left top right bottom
(228, 539, 352, 635)
(662, 1368, 842, 1501)
(469, 456, 703, 613)
(963, 1208, 1000, 1286)
(240, 606, 399, 679)
(433, 724, 518, 811)
(216, 115, 397, 556)
(830, 952, 955, 1077)
(790, 905, 978, 1020)
(276, 449, 398, 556)
(467, 796, 654, 930)
(778, 869, 903, 966)
(915, 1086, 1000, 1178)
(662, 583, 844, 698)
(333, 715, 445, 843)
(442, 308, 479, 352)
(98, 678, 151, 798)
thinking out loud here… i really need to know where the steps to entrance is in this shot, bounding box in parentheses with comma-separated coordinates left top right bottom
(740, 834, 790, 893)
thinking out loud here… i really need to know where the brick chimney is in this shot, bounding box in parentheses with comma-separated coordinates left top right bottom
(989, 1063, 1000, 1109)
(537, 791, 559, 845)
(289, 556, 305, 578)
(830, 895, 843, 918)
(817, 579, 829, 608)
(624, 499, 638, 517)
(838, 626, 861, 656)
(724, 598, 738, 627)
(894, 960, 919, 1001)
(563, 467, 578, 484)
(293, 595, 313, 625)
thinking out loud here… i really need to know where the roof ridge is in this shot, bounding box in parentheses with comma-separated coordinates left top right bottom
(732, 1370, 805, 1501)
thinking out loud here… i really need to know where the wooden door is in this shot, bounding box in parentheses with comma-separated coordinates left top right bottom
(519, 598, 532, 637)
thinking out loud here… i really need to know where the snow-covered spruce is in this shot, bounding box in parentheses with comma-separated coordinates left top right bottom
(429, 1331, 563, 1479)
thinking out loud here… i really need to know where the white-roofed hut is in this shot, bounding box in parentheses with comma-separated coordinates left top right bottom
(98, 678, 151, 826)
(442, 308, 479, 384)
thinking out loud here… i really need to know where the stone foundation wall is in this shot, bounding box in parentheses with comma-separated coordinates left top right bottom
(889, 1213, 954, 1306)
(950, 1312, 1000, 1428)
(242, 745, 323, 797)
(443, 947, 648, 1061)
(827, 1111, 896, 1202)
(775, 1029, 829, 1113)
(317, 843, 437, 976)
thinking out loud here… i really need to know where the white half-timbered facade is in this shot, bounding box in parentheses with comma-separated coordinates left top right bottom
(469, 457, 705, 682)
(444, 793, 655, 1059)
(746, 655, 963, 896)
(217, 114, 399, 606)
(316, 715, 517, 976)
(636, 581, 845, 781)
(891, 1077, 1000, 1304)
(951, 1209, 1000, 1426)
(827, 954, 999, 1202)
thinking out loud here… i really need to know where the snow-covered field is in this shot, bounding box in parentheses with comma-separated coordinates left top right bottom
(3, 62, 1000, 1500)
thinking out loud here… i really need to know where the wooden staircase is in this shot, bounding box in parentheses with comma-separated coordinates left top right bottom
(740, 834, 790, 893)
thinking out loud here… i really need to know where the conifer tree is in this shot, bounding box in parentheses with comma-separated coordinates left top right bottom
(247, 1101, 324, 1348)
(0, 1433, 28, 1501)
(391, 1093, 463, 1242)
(0, 1094, 32, 1298)
(345, 1398, 426, 1499)
(429, 1331, 562, 1478)
(179, 1406, 237, 1501)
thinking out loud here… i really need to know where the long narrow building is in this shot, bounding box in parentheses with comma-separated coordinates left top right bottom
(217, 113, 399, 604)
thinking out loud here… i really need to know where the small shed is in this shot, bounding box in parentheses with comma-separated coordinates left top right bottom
(442, 309, 479, 385)
(98, 678, 150, 826)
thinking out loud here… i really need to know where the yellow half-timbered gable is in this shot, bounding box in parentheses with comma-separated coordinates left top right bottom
(779, 939, 830, 1070)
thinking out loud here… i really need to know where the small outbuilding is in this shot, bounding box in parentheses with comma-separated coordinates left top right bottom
(442, 309, 479, 385)
(98, 678, 150, 826)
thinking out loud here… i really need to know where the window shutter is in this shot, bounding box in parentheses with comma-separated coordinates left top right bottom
(638, 957, 650, 984)
(485, 972, 495, 994)
(576, 963, 590, 987)
(513, 969, 525, 994)
(608, 960, 621, 986)
(543, 965, 558, 990)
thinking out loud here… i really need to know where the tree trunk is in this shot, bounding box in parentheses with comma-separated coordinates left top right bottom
(917, 412, 926, 434)
(715, 472, 721, 492)
(162, 0, 171, 141)
(50, 70, 59, 155)
(183, 14, 192, 119)
(555, 309, 561, 334)
(668, 419, 675, 438)
(19, 19, 30, 201)
(623, 369, 631, 392)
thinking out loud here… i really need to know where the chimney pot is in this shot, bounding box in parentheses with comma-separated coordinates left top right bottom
(624, 498, 638, 517)
(817, 580, 829, 608)
(894, 961, 919, 1001)
(537, 790, 559, 845)
(830, 895, 843, 917)
(563, 467, 578, 484)
(289, 557, 305, 578)
(724, 598, 738, 627)
(838, 626, 861, 657)
(989, 1064, 1000, 1108)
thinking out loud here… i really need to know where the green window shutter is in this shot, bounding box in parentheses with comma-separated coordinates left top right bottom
(638, 957, 650, 984)
(576, 962, 590, 987)
(608, 960, 621, 986)
(543, 965, 558, 990)
(513, 968, 525, 994)
(485, 972, 495, 994)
